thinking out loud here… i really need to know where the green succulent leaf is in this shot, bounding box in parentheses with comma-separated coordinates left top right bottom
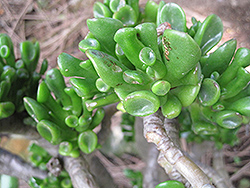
(78, 130, 98, 154)
(157, 3, 187, 32)
(192, 121, 218, 135)
(161, 94, 182, 119)
(199, 78, 220, 106)
(87, 18, 123, 56)
(58, 53, 98, 78)
(0, 33, 15, 67)
(201, 39, 237, 77)
(156, 180, 185, 188)
(162, 29, 201, 84)
(213, 110, 243, 129)
(123, 90, 160, 116)
(93, 2, 112, 18)
(113, 5, 137, 26)
(143, 0, 158, 23)
(109, 0, 126, 13)
(45, 68, 72, 109)
(20, 41, 40, 72)
(227, 96, 250, 117)
(194, 14, 223, 55)
(0, 101, 15, 119)
(78, 38, 101, 52)
(23, 97, 50, 123)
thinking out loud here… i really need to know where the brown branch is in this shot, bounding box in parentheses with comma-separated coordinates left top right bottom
(0, 147, 47, 181)
(182, 150, 230, 188)
(143, 110, 214, 188)
(63, 154, 99, 188)
(159, 118, 191, 187)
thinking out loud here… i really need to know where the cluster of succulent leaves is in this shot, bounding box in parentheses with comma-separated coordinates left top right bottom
(75, 0, 250, 147)
(0, 33, 47, 119)
(21, 0, 250, 157)
(28, 143, 72, 188)
(23, 66, 104, 156)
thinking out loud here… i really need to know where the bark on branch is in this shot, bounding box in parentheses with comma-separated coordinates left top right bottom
(0, 147, 47, 181)
(143, 110, 214, 188)
(63, 155, 99, 188)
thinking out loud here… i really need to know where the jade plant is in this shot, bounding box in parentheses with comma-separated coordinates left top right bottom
(1, 0, 250, 187)
(0, 33, 47, 119)
(28, 143, 73, 188)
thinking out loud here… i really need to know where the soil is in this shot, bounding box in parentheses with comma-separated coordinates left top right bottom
(0, 0, 250, 187)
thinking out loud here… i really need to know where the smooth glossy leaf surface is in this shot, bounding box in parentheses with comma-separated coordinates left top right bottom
(112, 5, 137, 26)
(201, 39, 237, 77)
(162, 29, 201, 84)
(194, 14, 223, 55)
(156, 180, 185, 188)
(78, 130, 98, 154)
(93, 2, 112, 18)
(214, 110, 243, 129)
(199, 78, 220, 106)
(158, 3, 187, 32)
(123, 90, 160, 116)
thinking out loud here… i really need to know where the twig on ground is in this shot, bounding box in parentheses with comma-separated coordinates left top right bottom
(230, 161, 250, 182)
(0, 147, 47, 181)
(10, 0, 33, 37)
(213, 148, 235, 188)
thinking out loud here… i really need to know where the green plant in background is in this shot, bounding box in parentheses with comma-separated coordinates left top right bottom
(123, 169, 143, 188)
(0, 33, 47, 119)
(120, 112, 136, 142)
(24, 66, 104, 156)
(28, 143, 73, 188)
(1, 0, 250, 187)
(0, 174, 19, 188)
